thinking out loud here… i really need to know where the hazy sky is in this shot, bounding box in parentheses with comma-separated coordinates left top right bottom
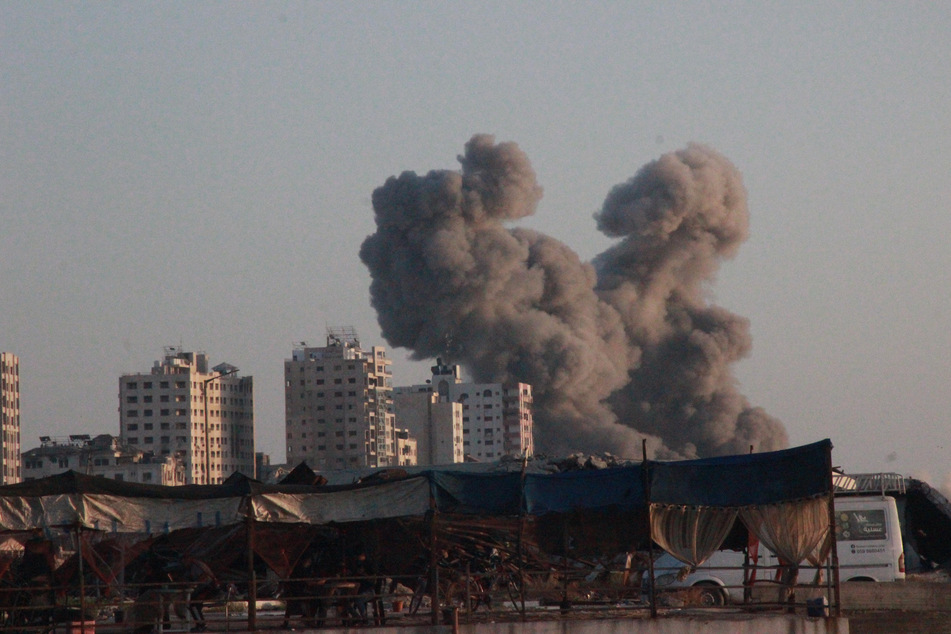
(3, 2, 950, 488)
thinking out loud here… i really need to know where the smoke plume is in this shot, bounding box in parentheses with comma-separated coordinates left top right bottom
(360, 135, 787, 459)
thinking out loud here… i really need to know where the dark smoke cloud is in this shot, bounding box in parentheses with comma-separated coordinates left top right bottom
(360, 135, 787, 459)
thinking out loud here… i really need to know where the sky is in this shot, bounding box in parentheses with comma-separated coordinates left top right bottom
(2, 2, 950, 490)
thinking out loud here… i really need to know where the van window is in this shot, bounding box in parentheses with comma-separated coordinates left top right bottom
(837, 509, 887, 540)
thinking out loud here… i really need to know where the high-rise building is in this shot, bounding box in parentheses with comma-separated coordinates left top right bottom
(392, 388, 464, 466)
(119, 348, 254, 484)
(1, 352, 21, 483)
(284, 329, 405, 470)
(395, 359, 534, 462)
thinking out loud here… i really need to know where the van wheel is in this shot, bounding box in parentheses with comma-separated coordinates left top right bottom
(693, 581, 727, 606)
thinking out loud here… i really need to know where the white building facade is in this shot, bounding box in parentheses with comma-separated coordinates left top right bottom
(396, 360, 534, 462)
(119, 348, 254, 484)
(284, 330, 407, 470)
(392, 389, 464, 466)
(1, 352, 21, 484)
(395, 430, 418, 467)
(22, 434, 186, 485)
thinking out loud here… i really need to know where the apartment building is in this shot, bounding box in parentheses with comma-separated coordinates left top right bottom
(0, 352, 21, 483)
(284, 329, 408, 470)
(22, 434, 186, 485)
(395, 429, 418, 467)
(119, 348, 254, 484)
(395, 359, 534, 462)
(392, 388, 464, 466)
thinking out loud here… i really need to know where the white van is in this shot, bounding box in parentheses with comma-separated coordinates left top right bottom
(832, 494, 905, 582)
(649, 494, 905, 604)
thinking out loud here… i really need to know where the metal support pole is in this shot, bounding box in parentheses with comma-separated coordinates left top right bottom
(247, 518, 257, 631)
(428, 507, 439, 625)
(516, 455, 528, 618)
(643, 439, 657, 618)
(826, 444, 841, 617)
(77, 524, 86, 626)
(464, 560, 471, 620)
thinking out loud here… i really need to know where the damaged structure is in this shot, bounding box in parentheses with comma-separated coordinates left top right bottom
(3, 439, 947, 631)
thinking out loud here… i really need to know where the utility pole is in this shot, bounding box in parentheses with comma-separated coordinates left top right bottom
(202, 367, 239, 484)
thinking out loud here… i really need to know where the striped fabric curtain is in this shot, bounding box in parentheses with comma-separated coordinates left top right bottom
(650, 503, 738, 568)
(738, 497, 830, 568)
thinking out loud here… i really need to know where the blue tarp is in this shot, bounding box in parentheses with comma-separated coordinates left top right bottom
(429, 471, 523, 515)
(648, 439, 832, 507)
(523, 466, 644, 514)
(426, 440, 831, 515)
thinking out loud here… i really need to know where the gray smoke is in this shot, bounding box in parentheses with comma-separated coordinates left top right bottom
(360, 135, 787, 459)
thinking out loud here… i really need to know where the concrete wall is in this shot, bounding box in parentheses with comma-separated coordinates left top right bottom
(841, 579, 951, 611)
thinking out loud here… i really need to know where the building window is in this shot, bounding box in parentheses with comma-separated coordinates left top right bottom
(126, 396, 138, 403)
(126, 410, 138, 417)
(126, 382, 137, 390)
(160, 381, 169, 389)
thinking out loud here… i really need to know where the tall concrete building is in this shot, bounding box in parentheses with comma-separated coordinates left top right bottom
(395, 360, 534, 462)
(392, 387, 464, 466)
(1, 352, 21, 483)
(119, 348, 254, 484)
(284, 329, 405, 470)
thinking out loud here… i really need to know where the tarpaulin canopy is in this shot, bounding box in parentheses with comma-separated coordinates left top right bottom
(251, 476, 431, 524)
(429, 471, 523, 515)
(0, 440, 833, 533)
(648, 439, 832, 507)
(523, 465, 644, 514)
